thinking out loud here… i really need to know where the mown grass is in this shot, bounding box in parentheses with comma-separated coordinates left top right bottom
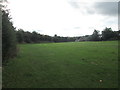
(3, 41, 118, 88)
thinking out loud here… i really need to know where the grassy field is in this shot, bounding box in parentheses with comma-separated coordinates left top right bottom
(3, 41, 118, 88)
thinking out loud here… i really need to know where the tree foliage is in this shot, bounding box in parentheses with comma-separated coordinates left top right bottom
(101, 27, 119, 41)
(91, 30, 100, 41)
(2, 10, 17, 62)
(16, 32, 76, 43)
(75, 28, 119, 42)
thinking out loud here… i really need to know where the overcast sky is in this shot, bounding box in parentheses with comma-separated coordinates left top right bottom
(7, 0, 119, 37)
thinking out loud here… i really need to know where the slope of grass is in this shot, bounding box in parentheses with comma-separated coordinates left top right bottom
(3, 41, 118, 88)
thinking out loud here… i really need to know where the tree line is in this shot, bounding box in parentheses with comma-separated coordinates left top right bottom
(16, 29, 76, 43)
(16, 27, 120, 44)
(76, 28, 120, 41)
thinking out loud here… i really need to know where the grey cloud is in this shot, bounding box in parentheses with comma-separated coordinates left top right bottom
(94, 0, 119, 2)
(93, 2, 118, 16)
(68, 1, 79, 8)
(68, 1, 118, 16)
(118, 1, 120, 14)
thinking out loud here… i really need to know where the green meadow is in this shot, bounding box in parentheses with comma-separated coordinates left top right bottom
(3, 41, 118, 88)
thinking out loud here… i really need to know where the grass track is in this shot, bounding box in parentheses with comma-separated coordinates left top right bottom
(3, 41, 118, 88)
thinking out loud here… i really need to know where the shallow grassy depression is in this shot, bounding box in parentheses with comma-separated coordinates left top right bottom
(3, 41, 118, 88)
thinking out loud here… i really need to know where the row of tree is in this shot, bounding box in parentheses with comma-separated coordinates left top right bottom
(16, 29, 52, 43)
(76, 28, 120, 41)
(16, 29, 76, 43)
(16, 27, 120, 44)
